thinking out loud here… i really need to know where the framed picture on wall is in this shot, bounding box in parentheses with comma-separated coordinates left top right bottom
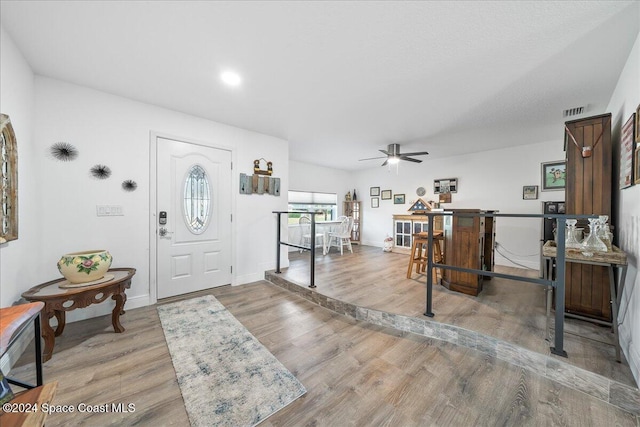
(381, 190, 392, 200)
(370, 186, 380, 196)
(635, 146, 640, 185)
(371, 197, 379, 208)
(434, 178, 457, 193)
(523, 185, 538, 200)
(635, 104, 640, 143)
(541, 160, 566, 191)
(393, 194, 405, 204)
(620, 113, 635, 189)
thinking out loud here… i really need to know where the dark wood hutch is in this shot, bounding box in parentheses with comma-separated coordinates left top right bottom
(441, 209, 496, 296)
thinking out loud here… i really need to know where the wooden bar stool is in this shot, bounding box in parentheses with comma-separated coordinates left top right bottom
(407, 231, 444, 281)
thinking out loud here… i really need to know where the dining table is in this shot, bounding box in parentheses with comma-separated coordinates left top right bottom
(315, 220, 343, 255)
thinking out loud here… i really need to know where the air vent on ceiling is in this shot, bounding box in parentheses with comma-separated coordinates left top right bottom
(563, 106, 585, 118)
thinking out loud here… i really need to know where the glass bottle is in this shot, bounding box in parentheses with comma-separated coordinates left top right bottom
(565, 219, 581, 249)
(596, 215, 612, 251)
(581, 218, 607, 256)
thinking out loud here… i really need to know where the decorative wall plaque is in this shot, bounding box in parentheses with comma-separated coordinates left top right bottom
(0, 114, 18, 242)
(434, 178, 457, 194)
(253, 158, 273, 175)
(239, 173, 280, 196)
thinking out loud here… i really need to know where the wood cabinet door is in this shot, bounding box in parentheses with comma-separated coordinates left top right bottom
(564, 113, 612, 321)
(565, 113, 612, 221)
(442, 212, 484, 296)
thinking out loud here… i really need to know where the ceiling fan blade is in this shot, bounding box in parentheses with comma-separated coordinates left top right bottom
(358, 156, 387, 161)
(399, 151, 429, 156)
(400, 156, 422, 163)
(361, 144, 429, 167)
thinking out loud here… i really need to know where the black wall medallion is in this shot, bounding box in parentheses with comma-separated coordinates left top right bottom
(50, 142, 78, 161)
(90, 164, 111, 179)
(122, 180, 137, 192)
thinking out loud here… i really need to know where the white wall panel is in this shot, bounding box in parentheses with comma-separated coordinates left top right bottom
(0, 26, 37, 307)
(606, 32, 640, 387)
(6, 76, 289, 322)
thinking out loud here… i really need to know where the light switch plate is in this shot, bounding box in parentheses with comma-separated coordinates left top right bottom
(96, 205, 124, 216)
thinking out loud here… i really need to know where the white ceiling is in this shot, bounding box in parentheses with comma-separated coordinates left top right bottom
(1, 1, 638, 171)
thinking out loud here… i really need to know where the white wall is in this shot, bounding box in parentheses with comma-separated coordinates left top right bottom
(0, 72, 289, 322)
(353, 141, 566, 269)
(291, 141, 566, 270)
(289, 161, 352, 205)
(234, 133, 289, 283)
(607, 32, 640, 386)
(0, 27, 38, 307)
(288, 161, 353, 251)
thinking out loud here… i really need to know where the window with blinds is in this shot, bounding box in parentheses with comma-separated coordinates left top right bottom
(287, 191, 337, 224)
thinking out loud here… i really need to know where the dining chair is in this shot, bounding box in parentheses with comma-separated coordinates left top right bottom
(327, 216, 354, 255)
(299, 216, 325, 253)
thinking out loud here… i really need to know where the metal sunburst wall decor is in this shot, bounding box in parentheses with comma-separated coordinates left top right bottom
(90, 164, 111, 179)
(122, 180, 138, 192)
(50, 142, 78, 161)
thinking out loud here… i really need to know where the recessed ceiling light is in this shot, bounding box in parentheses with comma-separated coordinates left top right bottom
(220, 71, 242, 87)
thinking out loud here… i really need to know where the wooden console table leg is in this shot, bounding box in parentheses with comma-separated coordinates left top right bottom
(41, 313, 56, 363)
(111, 291, 127, 333)
(53, 310, 66, 337)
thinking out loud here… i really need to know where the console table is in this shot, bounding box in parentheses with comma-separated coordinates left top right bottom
(21, 268, 136, 362)
(542, 241, 628, 362)
(0, 302, 44, 388)
(0, 302, 59, 427)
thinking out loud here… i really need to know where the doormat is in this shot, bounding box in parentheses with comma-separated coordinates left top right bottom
(157, 295, 306, 426)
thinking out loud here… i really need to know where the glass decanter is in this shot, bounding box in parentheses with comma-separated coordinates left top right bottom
(564, 219, 581, 249)
(596, 215, 612, 252)
(581, 218, 607, 256)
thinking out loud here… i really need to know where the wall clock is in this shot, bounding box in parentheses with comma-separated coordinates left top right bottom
(416, 187, 426, 196)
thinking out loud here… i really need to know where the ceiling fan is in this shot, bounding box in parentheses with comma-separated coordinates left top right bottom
(359, 143, 429, 166)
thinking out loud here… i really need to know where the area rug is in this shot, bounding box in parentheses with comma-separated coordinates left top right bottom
(157, 295, 306, 427)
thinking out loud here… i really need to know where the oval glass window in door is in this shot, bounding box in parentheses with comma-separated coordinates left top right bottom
(183, 164, 211, 234)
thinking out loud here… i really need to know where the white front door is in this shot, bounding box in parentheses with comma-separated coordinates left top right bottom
(156, 137, 232, 299)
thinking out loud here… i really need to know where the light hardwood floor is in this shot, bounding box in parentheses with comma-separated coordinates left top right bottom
(281, 244, 636, 387)
(8, 280, 639, 426)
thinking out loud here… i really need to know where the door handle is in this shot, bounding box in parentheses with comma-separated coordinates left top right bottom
(159, 227, 173, 238)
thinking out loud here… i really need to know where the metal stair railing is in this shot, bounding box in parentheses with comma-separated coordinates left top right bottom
(273, 210, 320, 288)
(422, 211, 599, 358)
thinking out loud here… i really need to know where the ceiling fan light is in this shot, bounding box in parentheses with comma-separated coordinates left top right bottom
(220, 70, 242, 86)
(358, 143, 428, 167)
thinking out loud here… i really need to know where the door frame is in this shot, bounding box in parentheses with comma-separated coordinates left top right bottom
(149, 131, 236, 304)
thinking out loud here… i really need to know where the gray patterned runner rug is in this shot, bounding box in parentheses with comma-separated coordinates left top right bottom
(157, 295, 306, 426)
